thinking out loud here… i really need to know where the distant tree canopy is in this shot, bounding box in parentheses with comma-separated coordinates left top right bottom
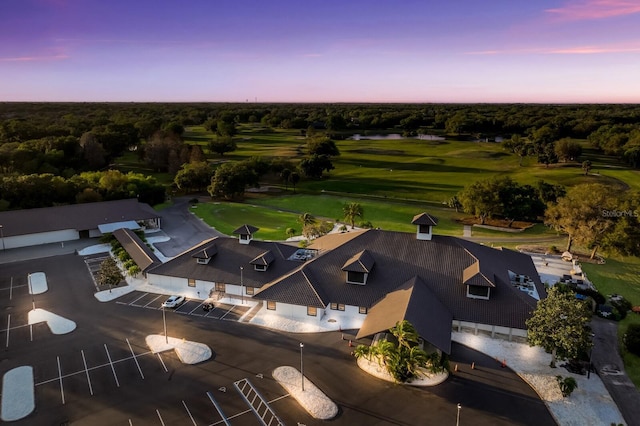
(207, 161, 260, 200)
(300, 135, 340, 179)
(458, 177, 546, 225)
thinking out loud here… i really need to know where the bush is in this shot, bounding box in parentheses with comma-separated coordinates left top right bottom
(556, 375, 578, 397)
(576, 288, 606, 305)
(610, 295, 632, 319)
(548, 245, 559, 254)
(624, 323, 640, 356)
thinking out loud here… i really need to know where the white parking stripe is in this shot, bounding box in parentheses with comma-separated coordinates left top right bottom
(130, 293, 149, 305)
(219, 306, 235, 320)
(182, 400, 197, 426)
(188, 303, 203, 315)
(157, 353, 168, 373)
(126, 338, 145, 379)
(104, 344, 120, 387)
(143, 295, 162, 307)
(57, 356, 65, 404)
(156, 409, 165, 426)
(5, 314, 10, 348)
(9, 276, 12, 300)
(81, 349, 94, 396)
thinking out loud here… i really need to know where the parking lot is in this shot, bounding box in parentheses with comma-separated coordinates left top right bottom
(114, 291, 252, 322)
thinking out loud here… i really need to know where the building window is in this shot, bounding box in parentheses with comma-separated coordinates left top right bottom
(347, 271, 366, 285)
(359, 306, 368, 314)
(245, 286, 254, 295)
(254, 264, 267, 271)
(240, 234, 249, 240)
(267, 301, 276, 310)
(307, 306, 317, 316)
(467, 285, 490, 300)
(188, 278, 196, 287)
(196, 258, 210, 264)
(330, 303, 345, 311)
(215, 282, 226, 292)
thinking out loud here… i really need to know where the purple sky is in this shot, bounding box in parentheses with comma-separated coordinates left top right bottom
(2, 0, 639, 102)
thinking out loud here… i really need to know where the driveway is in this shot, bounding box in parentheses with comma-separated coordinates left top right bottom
(152, 197, 224, 257)
(591, 317, 640, 425)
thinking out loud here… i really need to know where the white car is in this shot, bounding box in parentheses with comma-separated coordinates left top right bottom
(161, 295, 185, 308)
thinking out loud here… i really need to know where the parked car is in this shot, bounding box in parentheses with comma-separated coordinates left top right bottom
(161, 295, 185, 308)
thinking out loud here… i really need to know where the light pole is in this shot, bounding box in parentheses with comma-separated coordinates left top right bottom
(162, 306, 168, 344)
(300, 342, 305, 391)
(0, 224, 4, 251)
(588, 333, 595, 379)
(456, 403, 461, 426)
(240, 266, 244, 304)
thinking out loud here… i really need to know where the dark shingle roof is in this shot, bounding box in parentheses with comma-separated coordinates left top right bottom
(341, 249, 375, 273)
(250, 250, 275, 266)
(411, 212, 439, 226)
(0, 199, 159, 238)
(255, 268, 328, 308)
(355, 276, 453, 353)
(257, 229, 541, 329)
(148, 236, 300, 289)
(192, 243, 217, 259)
(233, 224, 259, 235)
(462, 262, 496, 287)
(112, 228, 161, 273)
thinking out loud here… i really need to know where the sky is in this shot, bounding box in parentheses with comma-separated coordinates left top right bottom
(1, 0, 639, 103)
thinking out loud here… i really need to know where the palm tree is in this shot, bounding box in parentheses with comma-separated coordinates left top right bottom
(285, 227, 296, 239)
(298, 212, 316, 227)
(343, 202, 363, 229)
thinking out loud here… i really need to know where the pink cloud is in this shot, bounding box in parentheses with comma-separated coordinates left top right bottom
(546, 0, 640, 21)
(0, 54, 69, 62)
(466, 41, 640, 55)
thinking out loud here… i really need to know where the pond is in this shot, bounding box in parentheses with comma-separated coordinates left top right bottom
(349, 134, 445, 141)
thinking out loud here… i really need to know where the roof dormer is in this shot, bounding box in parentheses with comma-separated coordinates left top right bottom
(233, 224, 259, 245)
(250, 250, 275, 271)
(411, 213, 438, 241)
(192, 243, 217, 264)
(462, 262, 495, 300)
(342, 249, 375, 285)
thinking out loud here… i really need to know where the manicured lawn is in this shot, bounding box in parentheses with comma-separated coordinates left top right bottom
(189, 202, 301, 241)
(582, 257, 640, 386)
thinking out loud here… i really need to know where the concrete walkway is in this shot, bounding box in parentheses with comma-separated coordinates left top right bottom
(0, 239, 100, 265)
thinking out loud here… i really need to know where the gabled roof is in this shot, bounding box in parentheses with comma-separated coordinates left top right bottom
(112, 228, 161, 273)
(255, 267, 328, 308)
(462, 262, 496, 287)
(192, 243, 217, 259)
(411, 212, 438, 226)
(355, 276, 453, 353)
(341, 249, 375, 273)
(233, 224, 259, 235)
(0, 199, 159, 238)
(250, 250, 275, 266)
(148, 236, 300, 289)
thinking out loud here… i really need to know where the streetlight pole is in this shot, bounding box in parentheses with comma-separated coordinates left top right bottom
(0, 225, 4, 251)
(240, 266, 244, 305)
(300, 342, 304, 391)
(588, 333, 595, 379)
(162, 306, 168, 344)
(456, 403, 461, 426)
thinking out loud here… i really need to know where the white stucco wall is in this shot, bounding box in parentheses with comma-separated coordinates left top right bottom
(2, 230, 79, 250)
(266, 301, 324, 325)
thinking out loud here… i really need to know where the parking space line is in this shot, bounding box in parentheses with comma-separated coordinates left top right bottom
(220, 306, 235, 320)
(81, 349, 94, 396)
(104, 344, 120, 387)
(57, 356, 65, 404)
(5, 314, 10, 348)
(130, 293, 149, 306)
(143, 295, 162, 308)
(126, 338, 145, 379)
(156, 409, 165, 426)
(157, 353, 168, 373)
(9, 277, 12, 300)
(182, 400, 197, 426)
(188, 303, 203, 315)
(207, 391, 231, 426)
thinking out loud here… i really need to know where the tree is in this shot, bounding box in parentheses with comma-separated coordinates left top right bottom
(343, 202, 364, 229)
(582, 160, 592, 176)
(97, 257, 124, 292)
(79, 132, 107, 169)
(208, 136, 237, 156)
(554, 138, 582, 162)
(174, 161, 214, 192)
(353, 320, 441, 383)
(545, 183, 616, 257)
(298, 212, 316, 227)
(144, 131, 184, 172)
(600, 191, 640, 256)
(289, 172, 300, 193)
(299, 154, 334, 178)
(498, 179, 545, 226)
(447, 195, 461, 213)
(503, 134, 532, 166)
(526, 285, 592, 368)
(207, 161, 258, 200)
(285, 227, 296, 239)
(458, 177, 502, 224)
(280, 168, 291, 190)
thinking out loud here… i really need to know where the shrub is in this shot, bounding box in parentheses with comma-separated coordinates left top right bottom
(556, 375, 578, 397)
(610, 295, 632, 320)
(624, 324, 640, 356)
(548, 245, 558, 254)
